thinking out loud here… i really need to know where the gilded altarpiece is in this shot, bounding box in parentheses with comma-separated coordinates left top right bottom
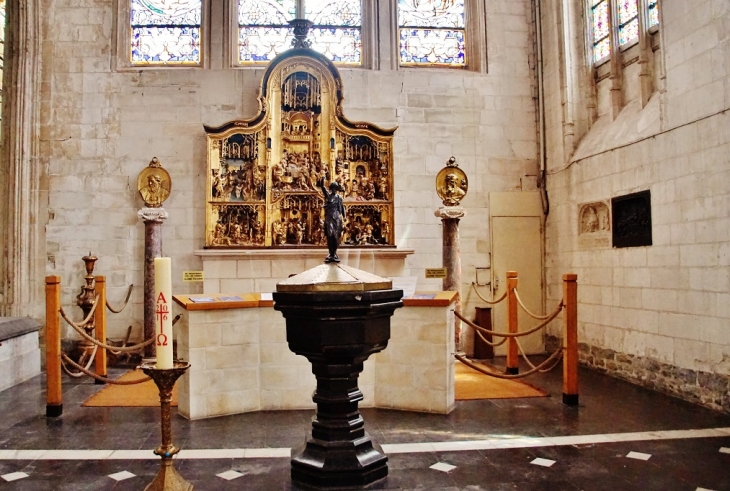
(204, 50, 396, 248)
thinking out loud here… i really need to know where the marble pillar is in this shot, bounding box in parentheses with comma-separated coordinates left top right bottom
(436, 206, 465, 349)
(138, 208, 168, 359)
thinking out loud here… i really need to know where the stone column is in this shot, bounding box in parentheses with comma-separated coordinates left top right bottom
(138, 208, 168, 360)
(436, 206, 465, 348)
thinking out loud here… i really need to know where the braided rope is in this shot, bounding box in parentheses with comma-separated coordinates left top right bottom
(60, 353, 152, 385)
(514, 336, 564, 373)
(106, 284, 133, 314)
(454, 307, 562, 339)
(471, 283, 507, 305)
(514, 290, 564, 320)
(476, 327, 508, 347)
(59, 296, 100, 330)
(60, 346, 97, 378)
(454, 348, 563, 380)
(61, 309, 155, 353)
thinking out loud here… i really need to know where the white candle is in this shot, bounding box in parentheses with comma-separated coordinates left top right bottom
(296, 0, 305, 18)
(154, 257, 174, 369)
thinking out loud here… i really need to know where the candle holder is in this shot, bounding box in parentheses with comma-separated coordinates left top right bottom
(140, 361, 193, 491)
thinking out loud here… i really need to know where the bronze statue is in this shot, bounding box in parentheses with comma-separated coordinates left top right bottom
(320, 180, 345, 263)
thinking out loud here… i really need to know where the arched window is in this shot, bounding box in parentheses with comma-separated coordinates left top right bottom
(237, 0, 362, 65)
(590, 0, 660, 64)
(397, 0, 466, 67)
(129, 0, 203, 65)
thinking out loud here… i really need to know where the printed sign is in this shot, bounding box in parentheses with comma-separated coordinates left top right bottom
(183, 271, 204, 282)
(425, 268, 447, 279)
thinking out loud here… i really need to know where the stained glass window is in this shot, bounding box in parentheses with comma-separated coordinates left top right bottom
(591, 0, 661, 65)
(130, 0, 202, 65)
(618, 0, 639, 46)
(398, 0, 466, 67)
(238, 0, 362, 65)
(648, 0, 659, 28)
(591, 0, 610, 62)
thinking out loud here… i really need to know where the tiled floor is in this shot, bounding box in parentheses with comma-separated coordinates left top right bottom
(1, 359, 729, 490)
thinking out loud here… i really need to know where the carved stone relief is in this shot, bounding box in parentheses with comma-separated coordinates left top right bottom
(578, 201, 611, 249)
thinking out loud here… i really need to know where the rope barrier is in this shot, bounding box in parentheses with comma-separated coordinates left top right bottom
(475, 328, 508, 347)
(454, 348, 564, 380)
(59, 296, 100, 330)
(514, 336, 564, 373)
(61, 353, 151, 385)
(106, 284, 133, 314)
(514, 290, 563, 320)
(470, 283, 507, 305)
(60, 345, 97, 378)
(62, 309, 155, 353)
(454, 307, 563, 339)
(108, 326, 133, 356)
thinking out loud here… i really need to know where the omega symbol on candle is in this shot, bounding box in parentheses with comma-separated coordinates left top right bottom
(155, 292, 169, 346)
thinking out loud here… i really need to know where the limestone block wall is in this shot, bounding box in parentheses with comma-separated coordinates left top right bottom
(34, 0, 539, 344)
(372, 305, 456, 413)
(541, 0, 730, 411)
(175, 297, 456, 419)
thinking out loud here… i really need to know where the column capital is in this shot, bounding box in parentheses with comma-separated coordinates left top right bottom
(138, 208, 169, 222)
(434, 206, 466, 220)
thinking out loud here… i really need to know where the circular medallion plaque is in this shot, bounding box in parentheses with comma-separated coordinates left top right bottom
(435, 157, 468, 206)
(137, 157, 171, 208)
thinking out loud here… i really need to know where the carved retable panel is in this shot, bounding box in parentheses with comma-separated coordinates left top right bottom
(204, 49, 396, 249)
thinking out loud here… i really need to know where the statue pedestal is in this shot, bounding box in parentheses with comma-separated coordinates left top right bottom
(273, 265, 403, 488)
(138, 208, 168, 359)
(435, 206, 465, 347)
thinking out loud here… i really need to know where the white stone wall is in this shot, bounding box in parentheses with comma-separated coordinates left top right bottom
(38, 0, 538, 341)
(175, 301, 455, 419)
(542, 0, 730, 379)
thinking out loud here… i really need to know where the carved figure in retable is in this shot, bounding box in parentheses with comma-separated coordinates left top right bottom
(272, 219, 285, 245)
(320, 180, 345, 263)
(272, 161, 285, 189)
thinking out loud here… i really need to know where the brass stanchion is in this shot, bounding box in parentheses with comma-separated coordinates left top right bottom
(140, 362, 193, 491)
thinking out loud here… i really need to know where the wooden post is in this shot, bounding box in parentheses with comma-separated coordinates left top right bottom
(562, 273, 579, 405)
(94, 275, 108, 383)
(45, 275, 63, 417)
(506, 271, 519, 375)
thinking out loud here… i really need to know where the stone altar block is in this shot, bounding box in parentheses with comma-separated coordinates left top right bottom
(173, 291, 456, 419)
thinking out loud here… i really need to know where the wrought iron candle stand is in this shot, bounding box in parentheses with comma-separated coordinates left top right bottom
(140, 361, 193, 491)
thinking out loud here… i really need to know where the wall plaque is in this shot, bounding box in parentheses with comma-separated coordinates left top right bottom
(203, 49, 396, 249)
(578, 200, 611, 249)
(611, 190, 652, 248)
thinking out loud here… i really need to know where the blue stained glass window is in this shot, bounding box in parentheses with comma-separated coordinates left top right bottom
(398, 0, 466, 67)
(648, 0, 659, 28)
(618, 0, 638, 46)
(591, 0, 610, 62)
(238, 0, 362, 65)
(590, 0, 660, 65)
(130, 0, 202, 65)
